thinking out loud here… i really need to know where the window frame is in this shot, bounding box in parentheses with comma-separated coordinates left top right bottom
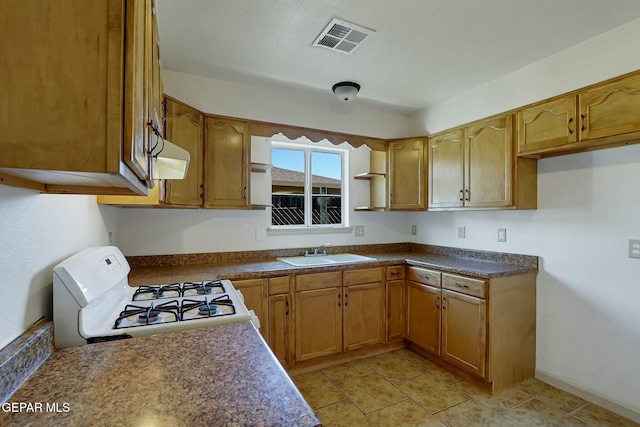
(270, 141, 349, 230)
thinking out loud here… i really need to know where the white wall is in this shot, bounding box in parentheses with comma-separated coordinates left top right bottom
(163, 70, 411, 139)
(113, 138, 409, 255)
(0, 187, 110, 349)
(408, 17, 640, 415)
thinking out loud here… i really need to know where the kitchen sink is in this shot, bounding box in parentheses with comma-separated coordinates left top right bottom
(277, 253, 376, 267)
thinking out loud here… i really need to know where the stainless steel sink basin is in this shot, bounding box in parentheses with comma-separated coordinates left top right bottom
(277, 253, 376, 267)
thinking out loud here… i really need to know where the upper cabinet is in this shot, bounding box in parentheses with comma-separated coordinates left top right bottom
(465, 115, 513, 209)
(579, 74, 640, 141)
(517, 96, 577, 155)
(388, 139, 426, 210)
(163, 98, 204, 207)
(0, 0, 160, 195)
(429, 114, 537, 211)
(518, 72, 640, 157)
(204, 118, 251, 209)
(428, 130, 464, 209)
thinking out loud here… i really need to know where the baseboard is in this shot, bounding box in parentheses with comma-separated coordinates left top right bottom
(535, 368, 640, 423)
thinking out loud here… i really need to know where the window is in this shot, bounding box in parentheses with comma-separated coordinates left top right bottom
(271, 142, 348, 228)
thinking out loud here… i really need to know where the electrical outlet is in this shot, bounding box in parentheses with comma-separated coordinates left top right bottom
(457, 226, 465, 238)
(498, 228, 507, 242)
(108, 231, 113, 245)
(629, 239, 640, 259)
(355, 225, 365, 237)
(411, 225, 417, 235)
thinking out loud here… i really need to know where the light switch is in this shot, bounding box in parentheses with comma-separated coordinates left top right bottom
(457, 226, 465, 238)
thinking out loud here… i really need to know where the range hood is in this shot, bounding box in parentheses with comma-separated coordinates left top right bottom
(151, 139, 190, 180)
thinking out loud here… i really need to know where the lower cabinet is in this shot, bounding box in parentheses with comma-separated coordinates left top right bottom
(295, 279, 343, 362)
(441, 289, 487, 378)
(405, 267, 442, 355)
(295, 268, 384, 362)
(405, 267, 536, 393)
(385, 265, 405, 342)
(231, 278, 268, 341)
(268, 276, 293, 367)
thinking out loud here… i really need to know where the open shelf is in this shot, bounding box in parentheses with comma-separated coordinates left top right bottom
(354, 172, 385, 180)
(354, 206, 386, 211)
(250, 162, 271, 173)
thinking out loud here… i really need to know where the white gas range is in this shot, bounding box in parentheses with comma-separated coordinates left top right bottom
(53, 246, 257, 348)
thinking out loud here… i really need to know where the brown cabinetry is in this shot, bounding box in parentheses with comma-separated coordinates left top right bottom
(385, 266, 405, 342)
(388, 139, 426, 210)
(268, 276, 293, 367)
(232, 278, 268, 341)
(343, 269, 385, 351)
(405, 267, 442, 355)
(163, 98, 204, 206)
(0, 0, 161, 195)
(406, 268, 536, 393)
(518, 72, 640, 157)
(429, 114, 537, 210)
(442, 288, 487, 378)
(295, 273, 343, 361)
(294, 268, 384, 362)
(204, 118, 250, 208)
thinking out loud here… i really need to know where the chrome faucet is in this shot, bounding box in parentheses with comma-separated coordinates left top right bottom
(305, 243, 332, 257)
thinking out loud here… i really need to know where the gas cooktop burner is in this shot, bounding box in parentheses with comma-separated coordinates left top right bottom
(181, 296, 235, 321)
(131, 280, 225, 301)
(114, 301, 180, 329)
(133, 283, 181, 301)
(182, 280, 225, 297)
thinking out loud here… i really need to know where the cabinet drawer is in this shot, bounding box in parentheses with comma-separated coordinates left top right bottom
(442, 274, 486, 299)
(295, 271, 342, 292)
(407, 267, 441, 287)
(343, 267, 383, 286)
(386, 265, 405, 281)
(269, 276, 291, 295)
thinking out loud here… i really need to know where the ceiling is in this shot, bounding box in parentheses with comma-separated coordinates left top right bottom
(155, 0, 640, 116)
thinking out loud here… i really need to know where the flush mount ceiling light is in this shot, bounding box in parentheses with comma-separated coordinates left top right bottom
(332, 81, 360, 101)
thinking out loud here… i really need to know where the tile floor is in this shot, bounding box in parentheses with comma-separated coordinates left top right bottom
(291, 349, 639, 427)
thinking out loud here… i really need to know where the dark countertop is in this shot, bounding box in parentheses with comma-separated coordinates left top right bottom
(0, 322, 320, 427)
(128, 250, 538, 286)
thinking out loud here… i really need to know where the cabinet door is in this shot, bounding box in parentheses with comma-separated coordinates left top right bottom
(579, 74, 640, 141)
(442, 290, 487, 378)
(386, 279, 405, 342)
(405, 281, 441, 355)
(204, 118, 250, 208)
(123, 0, 152, 182)
(164, 98, 203, 206)
(232, 278, 268, 340)
(428, 130, 464, 209)
(343, 282, 384, 351)
(295, 287, 342, 361)
(269, 293, 293, 366)
(388, 139, 425, 210)
(517, 96, 577, 154)
(465, 115, 513, 208)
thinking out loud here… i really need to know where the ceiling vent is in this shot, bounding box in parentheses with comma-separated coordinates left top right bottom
(312, 18, 374, 55)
